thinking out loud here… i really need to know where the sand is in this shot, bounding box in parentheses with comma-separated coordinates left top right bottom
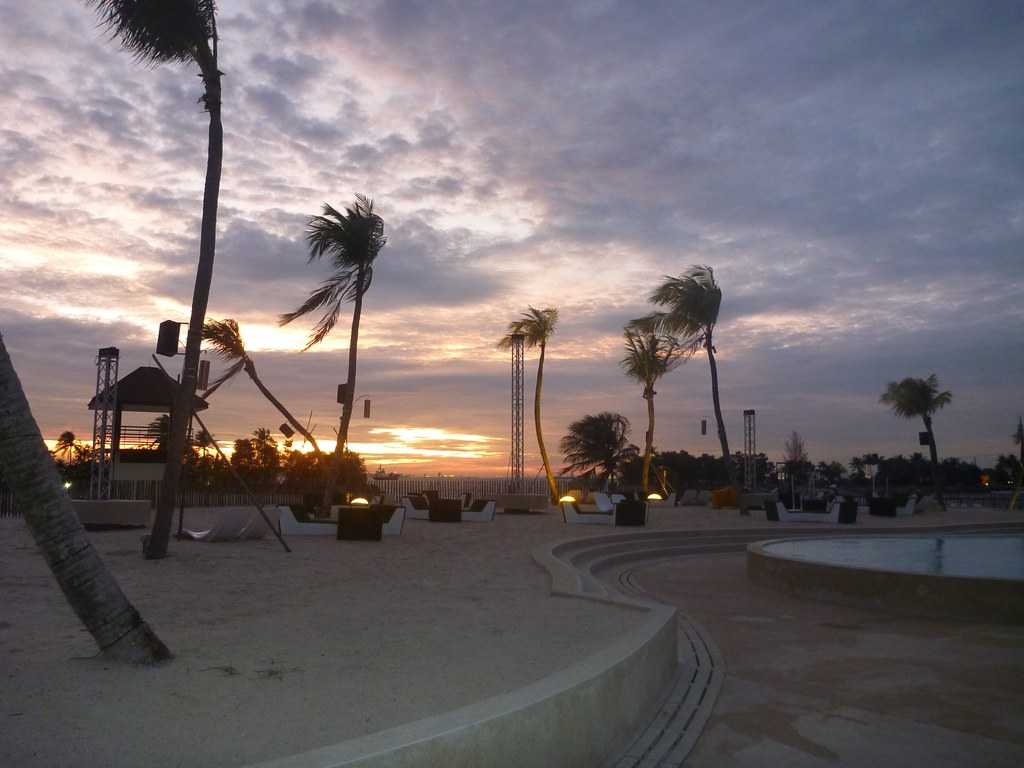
(1, 502, 1018, 767)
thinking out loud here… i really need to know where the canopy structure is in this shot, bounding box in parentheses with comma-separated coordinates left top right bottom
(87, 366, 209, 483)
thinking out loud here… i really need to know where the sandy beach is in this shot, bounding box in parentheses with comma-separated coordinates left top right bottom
(2, 503, 1019, 767)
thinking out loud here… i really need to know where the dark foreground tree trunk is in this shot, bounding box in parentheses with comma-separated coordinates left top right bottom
(706, 335, 736, 487)
(0, 334, 170, 663)
(149, 72, 223, 559)
(642, 387, 655, 494)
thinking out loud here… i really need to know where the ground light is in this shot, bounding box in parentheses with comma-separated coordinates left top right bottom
(350, 497, 369, 505)
(646, 492, 663, 501)
(558, 495, 576, 503)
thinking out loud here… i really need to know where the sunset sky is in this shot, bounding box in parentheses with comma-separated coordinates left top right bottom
(2, 1, 1022, 476)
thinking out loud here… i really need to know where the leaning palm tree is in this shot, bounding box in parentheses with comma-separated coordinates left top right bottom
(0, 333, 170, 662)
(279, 195, 386, 511)
(635, 266, 736, 487)
(560, 412, 638, 489)
(498, 307, 560, 503)
(203, 319, 322, 454)
(880, 373, 952, 507)
(86, 1, 225, 559)
(620, 328, 687, 494)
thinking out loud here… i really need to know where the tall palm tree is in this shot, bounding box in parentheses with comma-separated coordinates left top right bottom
(636, 266, 736, 487)
(203, 319, 322, 454)
(279, 195, 386, 511)
(498, 307, 560, 503)
(620, 328, 687, 493)
(879, 373, 952, 507)
(560, 412, 638, 489)
(86, 1, 225, 559)
(0, 333, 170, 662)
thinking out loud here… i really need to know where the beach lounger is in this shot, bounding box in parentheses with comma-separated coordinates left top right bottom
(591, 492, 616, 513)
(401, 494, 431, 520)
(461, 499, 496, 522)
(183, 505, 271, 542)
(678, 489, 699, 505)
(562, 501, 614, 526)
(765, 499, 839, 523)
(278, 505, 335, 536)
(896, 495, 917, 518)
(380, 504, 405, 536)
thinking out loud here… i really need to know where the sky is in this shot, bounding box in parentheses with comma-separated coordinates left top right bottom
(1, 0, 1022, 476)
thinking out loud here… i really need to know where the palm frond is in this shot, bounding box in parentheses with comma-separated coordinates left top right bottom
(497, 306, 558, 349)
(648, 265, 721, 339)
(560, 412, 636, 480)
(202, 359, 244, 396)
(880, 373, 952, 418)
(202, 318, 245, 361)
(86, 0, 216, 66)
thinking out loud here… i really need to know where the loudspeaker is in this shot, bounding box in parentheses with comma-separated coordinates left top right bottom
(156, 320, 180, 356)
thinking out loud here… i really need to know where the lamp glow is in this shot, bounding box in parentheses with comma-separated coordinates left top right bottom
(63, 481, 72, 490)
(558, 495, 576, 503)
(351, 497, 369, 505)
(646, 492, 663, 501)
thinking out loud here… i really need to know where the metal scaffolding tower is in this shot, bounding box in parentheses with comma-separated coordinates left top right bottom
(743, 409, 756, 489)
(507, 333, 525, 493)
(90, 347, 119, 499)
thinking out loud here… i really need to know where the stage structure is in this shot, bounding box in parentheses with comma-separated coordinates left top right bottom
(743, 409, 756, 489)
(507, 333, 525, 493)
(89, 347, 119, 499)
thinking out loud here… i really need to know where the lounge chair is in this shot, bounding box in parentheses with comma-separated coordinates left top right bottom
(380, 504, 405, 536)
(591, 492, 616, 513)
(896, 494, 917, 518)
(562, 501, 614, 526)
(461, 498, 496, 522)
(183, 506, 271, 542)
(429, 497, 462, 522)
(678, 489, 699, 506)
(401, 494, 431, 520)
(695, 490, 711, 506)
(278, 505, 335, 536)
(765, 499, 839, 523)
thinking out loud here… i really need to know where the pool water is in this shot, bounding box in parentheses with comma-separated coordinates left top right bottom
(762, 535, 1024, 580)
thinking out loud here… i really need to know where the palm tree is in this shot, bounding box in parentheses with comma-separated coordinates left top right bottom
(86, 1, 225, 559)
(879, 373, 952, 507)
(279, 195, 386, 511)
(203, 319, 322, 454)
(1010, 416, 1023, 512)
(498, 307, 560, 503)
(52, 431, 80, 463)
(636, 266, 736, 487)
(560, 412, 638, 489)
(0, 333, 170, 662)
(620, 328, 687, 494)
(145, 415, 171, 453)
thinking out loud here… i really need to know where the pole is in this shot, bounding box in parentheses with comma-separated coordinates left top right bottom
(152, 356, 290, 553)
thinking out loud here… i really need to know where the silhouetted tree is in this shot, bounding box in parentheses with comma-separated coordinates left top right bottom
(880, 373, 952, 507)
(560, 412, 638, 489)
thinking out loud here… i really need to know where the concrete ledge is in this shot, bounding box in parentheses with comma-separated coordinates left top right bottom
(72, 499, 151, 528)
(748, 536, 1024, 624)
(244, 535, 679, 768)
(251, 606, 676, 768)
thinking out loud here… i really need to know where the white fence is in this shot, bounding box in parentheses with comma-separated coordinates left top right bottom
(0, 476, 578, 519)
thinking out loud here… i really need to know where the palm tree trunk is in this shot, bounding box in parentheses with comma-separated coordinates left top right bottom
(705, 334, 735, 487)
(535, 342, 559, 504)
(322, 271, 365, 511)
(0, 335, 170, 663)
(642, 387, 655, 494)
(923, 414, 944, 508)
(244, 362, 321, 455)
(148, 71, 223, 559)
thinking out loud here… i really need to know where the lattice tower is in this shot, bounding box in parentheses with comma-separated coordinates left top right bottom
(90, 347, 119, 499)
(507, 333, 525, 493)
(743, 409, 756, 489)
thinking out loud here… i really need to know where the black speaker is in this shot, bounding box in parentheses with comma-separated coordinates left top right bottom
(156, 320, 180, 356)
(337, 383, 348, 404)
(918, 431, 930, 446)
(279, 423, 295, 438)
(701, 419, 707, 436)
(363, 399, 371, 418)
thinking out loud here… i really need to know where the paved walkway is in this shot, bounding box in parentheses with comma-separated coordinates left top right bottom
(629, 538, 1024, 767)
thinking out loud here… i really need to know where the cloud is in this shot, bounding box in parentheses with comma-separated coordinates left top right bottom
(1, 0, 1022, 473)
